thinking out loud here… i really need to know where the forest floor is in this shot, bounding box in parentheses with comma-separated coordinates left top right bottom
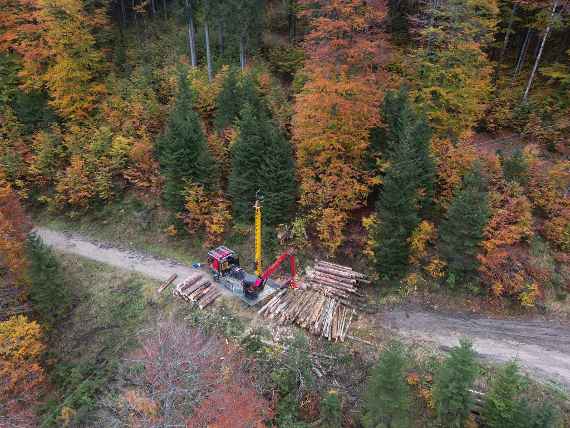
(35, 226, 570, 394)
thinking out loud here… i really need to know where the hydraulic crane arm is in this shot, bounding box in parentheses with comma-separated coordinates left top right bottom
(254, 249, 297, 289)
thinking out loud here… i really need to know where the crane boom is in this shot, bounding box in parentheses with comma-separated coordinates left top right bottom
(254, 197, 262, 276)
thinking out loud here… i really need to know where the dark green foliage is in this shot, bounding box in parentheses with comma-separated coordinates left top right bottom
(158, 74, 216, 211)
(432, 339, 479, 428)
(483, 361, 561, 428)
(320, 390, 342, 428)
(214, 66, 242, 130)
(502, 149, 528, 185)
(483, 362, 527, 428)
(374, 89, 435, 279)
(26, 234, 71, 328)
(228, 100, 296, 225)
(524, 401, 560, 428)
(363, 341, 410, 428)
(440, 164, 490, 281)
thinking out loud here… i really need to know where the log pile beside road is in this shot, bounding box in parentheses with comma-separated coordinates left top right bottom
(173, 273, 221, 309)
(258, 261, 368, 341)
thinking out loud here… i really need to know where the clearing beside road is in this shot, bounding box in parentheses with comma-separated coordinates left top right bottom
(35, 226, 570, 392)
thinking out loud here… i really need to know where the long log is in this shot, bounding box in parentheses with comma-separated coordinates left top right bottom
(180, 278, 209, 297)
(316, 260, 366, 277)
(158, 273, 177, 293)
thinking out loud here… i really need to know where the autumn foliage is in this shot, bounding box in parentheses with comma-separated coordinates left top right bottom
(293, 0, 392, 253)
(0, 315, 45, 427)
(111, 320, 271, 427)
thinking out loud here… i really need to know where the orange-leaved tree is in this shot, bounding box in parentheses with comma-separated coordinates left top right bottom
(0, 315, 45, 427)
(1, 0, 107, 121)
(0, 170, 31, 319)
(293, 0, 393, 253)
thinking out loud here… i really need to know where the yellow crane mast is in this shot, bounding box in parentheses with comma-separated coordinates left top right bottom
(254, 193, 262, 277)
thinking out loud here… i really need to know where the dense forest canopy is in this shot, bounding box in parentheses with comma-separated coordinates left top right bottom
(1, 0, 569, 425)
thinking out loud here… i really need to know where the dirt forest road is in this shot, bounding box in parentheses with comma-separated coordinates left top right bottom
(36, 227, 570, 392)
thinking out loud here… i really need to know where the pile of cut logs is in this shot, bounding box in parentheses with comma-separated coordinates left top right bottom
(172, 273, 221, 309)
(258, 261, 368, 341)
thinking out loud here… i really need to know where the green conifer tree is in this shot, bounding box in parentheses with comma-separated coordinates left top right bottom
(26, 234, 71, 328)
(158, 74, 215, 211)
(228, 100, 296, 225)
(374, 90, 435, 278)
(440, 164, 490, 281)
(432, 339, 479, 428)
(483, 361, 526, 428)
(363, 341, 410, 428)
(214, 66, 241, 130)
(320, 390, 342, 428)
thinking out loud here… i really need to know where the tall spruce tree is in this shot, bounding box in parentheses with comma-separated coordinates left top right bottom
(440, 164, 490, 281)
(363, 341, 410, 428)
(432, 339, 479, 428)
(228, 99, 296, 225)
(374, 89, 435, 279)
(158, 74, 215, 211)
(214, 66, 241, 130)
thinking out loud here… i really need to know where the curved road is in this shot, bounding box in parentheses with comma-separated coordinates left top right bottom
(36, 227, 570, 392)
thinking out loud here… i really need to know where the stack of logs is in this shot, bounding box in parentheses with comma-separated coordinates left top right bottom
(172, 273, 221, 309)
(258, 260, 368, 341)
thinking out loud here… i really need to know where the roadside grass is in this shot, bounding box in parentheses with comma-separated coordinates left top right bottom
(39, 252, 167, 427)
(32, 193, 294, 273)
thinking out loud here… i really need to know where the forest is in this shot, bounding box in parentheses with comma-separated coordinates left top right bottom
(1, 0, 570, 426)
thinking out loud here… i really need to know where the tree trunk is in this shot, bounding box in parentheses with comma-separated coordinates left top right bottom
(120, 0, 127, 27)
(219, 20, 225, 54)
(162, 0, 167, 19)
(513, 27, 531, 78)
(204, 18, 213, 82)
(132, 0, 137, 24)
(499, 3, 517, 64)
(186, 0, 197, 67)
(150, 0, 156, 16)
(288, 0, 296, 42)
(523, 0, 559, 103)
(239, 35, 246, 70)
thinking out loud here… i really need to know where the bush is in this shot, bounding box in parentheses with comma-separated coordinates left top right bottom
(26, 234, 71, 328)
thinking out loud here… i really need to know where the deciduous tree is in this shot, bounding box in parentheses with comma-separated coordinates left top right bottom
(293, 0, 392, 253)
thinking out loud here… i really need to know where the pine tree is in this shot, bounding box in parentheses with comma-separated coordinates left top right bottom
(374, 90, 435, 279)
(228, 100, 296, 225)
(432, 339, 479, 428)
(320, 390, 342, 428)
(26, 234, 71, 328)
(214, 66, 241, 131)
(440, 164, 490, 281)
(363, 341, 410, 428)
(483, 361, 527, 428)
(158, 74, 215, 211)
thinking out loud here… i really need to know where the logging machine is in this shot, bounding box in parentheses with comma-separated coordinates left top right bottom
(207, 192, 297, 305)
